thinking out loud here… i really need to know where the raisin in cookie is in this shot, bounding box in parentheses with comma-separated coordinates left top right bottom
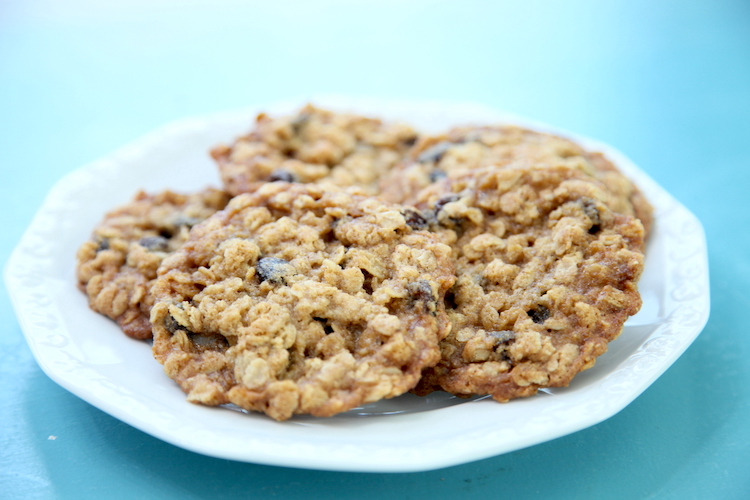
(211, 104, 418, 197)
(150, 183, 455, 420)
(76, 188, 230, 339)
(411, 165, 645, 401)
(379, 125, 653, 235)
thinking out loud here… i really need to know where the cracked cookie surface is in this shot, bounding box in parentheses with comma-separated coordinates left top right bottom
(212, 104, 418, 197)
(410, 165, 645, 401)
(150, 183, 455, 420)
(76, 188, 230, 339)
(379, 125, 653, 235)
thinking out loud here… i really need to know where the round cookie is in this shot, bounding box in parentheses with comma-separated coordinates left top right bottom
(150, 183, 456, 420)
(76, 188, 230, 339)
(378, 125, 653, 235)
(211, 104, 419, 197)
(410, 165, 645, 401)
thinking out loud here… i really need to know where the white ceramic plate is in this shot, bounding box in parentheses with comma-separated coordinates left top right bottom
(5, 97, 710, 472)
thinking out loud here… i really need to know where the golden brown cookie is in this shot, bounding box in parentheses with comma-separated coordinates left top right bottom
(410, 165, 645, 401)
(76, 188, 230, 339)
(211, 104, 418, 197)
(150, 183, 456, 420)
(379, 125, 653, 235)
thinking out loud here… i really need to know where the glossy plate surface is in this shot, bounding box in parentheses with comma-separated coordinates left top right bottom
(4, 97, 709, 472)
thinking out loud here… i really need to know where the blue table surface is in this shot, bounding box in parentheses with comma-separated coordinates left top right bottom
(2, 1, 749, 498)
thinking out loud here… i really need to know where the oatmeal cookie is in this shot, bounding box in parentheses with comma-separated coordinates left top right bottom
(379, 125, 653, 235)
(76, 188, 230, 339)
(150, 183, 455, 420)
(411, 165, 645, 401)
(211, 104, 418, 196)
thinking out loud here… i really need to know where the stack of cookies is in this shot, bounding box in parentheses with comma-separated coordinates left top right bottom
(77, 105, 650, 421)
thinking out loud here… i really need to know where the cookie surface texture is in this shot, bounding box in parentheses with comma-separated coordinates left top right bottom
(411, 166, 645, 401)
(212, 104, 418, 197)
(379, 125, 653, 235)
(76, 188, 230, 339)
(150, 183, 456, 420)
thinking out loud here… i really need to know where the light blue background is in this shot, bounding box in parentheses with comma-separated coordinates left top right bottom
(2, 1, 748, 498)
